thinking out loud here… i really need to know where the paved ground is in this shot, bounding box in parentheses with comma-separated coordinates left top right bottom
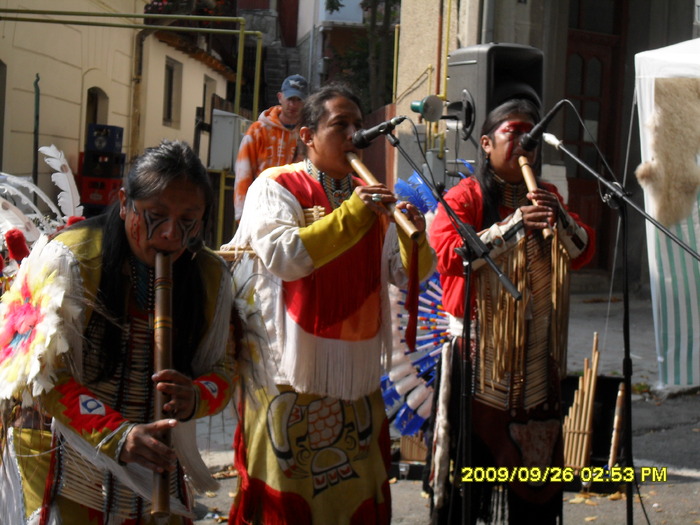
(191, 291, 700, 524)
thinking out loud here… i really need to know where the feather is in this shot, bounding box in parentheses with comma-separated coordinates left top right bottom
(0, 196, 41, 243)
(0, 172, 64, 224)
(395, 172, 440, 214)
(0, 181, 55, 233)
(39, 145, 84, 218)
(382, 271, 448, 436)
(407, 172, 439, 212)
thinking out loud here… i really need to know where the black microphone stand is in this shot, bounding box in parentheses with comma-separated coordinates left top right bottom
(544, 134, 700, 525)
(384, 132, 521, 525)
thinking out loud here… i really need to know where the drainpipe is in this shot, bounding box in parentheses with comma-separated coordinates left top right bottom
(32, 74, 39, 192)
(131, 29, 155, 159)
(234, 19, 246, 114)
(392, 24, 400, 103)
(251, 31, 263, 117)
(481, 0, 494, 44)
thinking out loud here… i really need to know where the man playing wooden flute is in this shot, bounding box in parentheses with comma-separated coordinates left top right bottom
(0, 140, 235, 523)
(223, 82, 435, 524)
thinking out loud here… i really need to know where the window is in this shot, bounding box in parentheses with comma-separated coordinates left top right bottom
(163, 57, 182, 127)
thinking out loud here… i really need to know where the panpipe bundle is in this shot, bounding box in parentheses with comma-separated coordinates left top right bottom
(563, 333, 600, 473)
(217, 206, 327, 262)
(474, 234, 570, 411)
(382, 272, 449, 436)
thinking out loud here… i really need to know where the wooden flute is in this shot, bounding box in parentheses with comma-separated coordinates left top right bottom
(152, 251, 173, 518)
(518, 155, 554, 240)
(346, 152, 421, 240)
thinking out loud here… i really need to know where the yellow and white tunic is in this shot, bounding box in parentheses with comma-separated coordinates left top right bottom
(226, 160, 435, 524)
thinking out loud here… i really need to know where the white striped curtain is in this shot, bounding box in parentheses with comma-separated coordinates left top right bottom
(636, 39, 700, 388)
(644, 198, 700, 386)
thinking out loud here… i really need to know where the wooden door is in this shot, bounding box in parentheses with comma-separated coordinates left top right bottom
(564, 1, 627, 270)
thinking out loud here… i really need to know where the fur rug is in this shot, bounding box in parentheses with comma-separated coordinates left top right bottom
(635, 77, 700, 226)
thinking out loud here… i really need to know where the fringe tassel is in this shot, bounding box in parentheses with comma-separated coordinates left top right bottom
(429, 340, 453, 510)
(280, 317, 383, 400)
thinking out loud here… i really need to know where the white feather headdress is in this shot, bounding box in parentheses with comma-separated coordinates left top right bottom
(39, 144, 84, 219)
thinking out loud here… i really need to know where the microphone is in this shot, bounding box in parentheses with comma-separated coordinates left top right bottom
(352, 116, 406, 149)
(519, 99, 568, 152)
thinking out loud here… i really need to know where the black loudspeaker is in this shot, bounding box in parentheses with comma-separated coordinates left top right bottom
(445, 43, 543, 177)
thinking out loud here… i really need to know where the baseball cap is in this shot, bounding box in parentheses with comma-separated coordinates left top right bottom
(281, 75, 308, 100)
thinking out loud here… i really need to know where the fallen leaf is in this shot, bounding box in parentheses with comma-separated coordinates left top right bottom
(608, 492, 623, 501)
(389, 477, 397, 484)
(584, 500, 598, 506)
(569, 496, 586, 504)
(584, 517, 598, 522)
(213, 467, 239, 479)
(205, 491, 217, 498)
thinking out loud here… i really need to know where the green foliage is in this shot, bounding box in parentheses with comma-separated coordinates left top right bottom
(325, 0, 345, 13)
(333, 39, 373, 112)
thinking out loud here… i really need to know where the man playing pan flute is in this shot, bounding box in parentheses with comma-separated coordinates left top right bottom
(223, 82, 435, 524)
(428, 98, 595, 524)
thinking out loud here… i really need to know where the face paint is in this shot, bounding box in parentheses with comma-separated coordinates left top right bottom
(129, 202, 143, 247)
(494, 120, 534, 160)
(122, 180, 206, 267)
(143, 208, 170, 240)
(142, 208, 200, 248)
(177, 217, 199, 248)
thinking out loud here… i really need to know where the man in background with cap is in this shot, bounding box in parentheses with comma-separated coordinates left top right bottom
(233, 74, 309, 222)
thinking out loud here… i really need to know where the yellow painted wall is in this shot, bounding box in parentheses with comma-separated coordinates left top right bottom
(0, 0, 229, 201)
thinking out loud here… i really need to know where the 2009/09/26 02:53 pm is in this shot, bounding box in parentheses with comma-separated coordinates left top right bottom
(460, 466, 668, 484)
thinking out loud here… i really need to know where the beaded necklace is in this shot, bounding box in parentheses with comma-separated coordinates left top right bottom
(306, 158, 354, 209)
(128, 256, 155, 312)
(493, 172, 529, 209)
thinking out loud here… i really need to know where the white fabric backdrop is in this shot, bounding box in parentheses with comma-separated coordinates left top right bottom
(635, 38, 700, 387)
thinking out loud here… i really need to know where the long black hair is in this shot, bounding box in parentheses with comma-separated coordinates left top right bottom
(475, 98, 541, 228)
(77, 140, 214, 381)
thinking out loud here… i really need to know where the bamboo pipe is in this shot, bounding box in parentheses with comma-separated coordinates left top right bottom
(571, 362, 588, 470)
(518, 156, 553, 240)
(578, 334, 600, 469)
(608, 382, 625, 468)
(346, 152, 421, 240)
(152, 252, 173, 518)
